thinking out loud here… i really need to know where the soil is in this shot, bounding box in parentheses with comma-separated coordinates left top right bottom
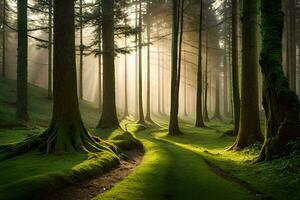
(46, 150, 143, 200)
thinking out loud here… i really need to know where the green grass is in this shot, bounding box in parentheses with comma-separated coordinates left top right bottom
(95, 123, 255, 200)
(0, 151, 119, 199)
(0, 77, 136, 199)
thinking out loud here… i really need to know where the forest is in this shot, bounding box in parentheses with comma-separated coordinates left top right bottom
(0, 0, 300, 199)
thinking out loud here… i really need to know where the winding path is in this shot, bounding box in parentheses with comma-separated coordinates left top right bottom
(95, 129, 257, 200)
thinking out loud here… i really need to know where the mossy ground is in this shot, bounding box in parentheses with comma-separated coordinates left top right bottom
(1, 76, 299, 200)
(0, 77, 138, 200)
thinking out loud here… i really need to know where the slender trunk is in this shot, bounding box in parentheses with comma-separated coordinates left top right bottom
(78, 0, 84, 99)
(169, 0, 181, 135)
(212, 72, 222, 120)
(16, 0, 28, 121)
(2, 0, 6, 77)
(135, 0, 139, 119)
(123, 20, 128, 117)
(98, 18, 102, 111)
(203, 29, 209, 121)
(145, 0, 152, 122)
(162, 45, 165, 114)
(183, 53, 187, 116)
(231, 0, 240, 135)
(195, 0, 205, 127)
(231, 0, 262, 150)
(97, 0, 119, 129)
(137, 0, 145, 124)
(157, 27, 161, 114)
(223, 1, 229, 116)
(288, 0, 296, 91)
(48, 0, 53, 99)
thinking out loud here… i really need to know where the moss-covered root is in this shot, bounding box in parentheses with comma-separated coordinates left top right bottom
(2, 120, 118, 159)
(258, 0, 300, 161)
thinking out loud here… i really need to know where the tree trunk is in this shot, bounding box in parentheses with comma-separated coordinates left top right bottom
(258, 0, 300, 161)
(183, 53, 188, 116)
(157, 27, 161, 114)
(137, 0, 145, 124)
(135, 0, 139, 119)
(231, 0, 263, 150)
(48, 0, 53, 99)
(203, 28, 209, 122)
(97, 0, 119, 129)
(145, 0, 153, 122)
(169, 0, 182, 135)
(212, 72, 222, 120)
(79, 0, 84, 100)
(288, 0, 296, 91)
(123, 22, 128, 118)
(98, 18, 102, 111)
(16, 0, 28, 122)
(2, 0, 6, 77)
(231, 0, 240, 135)
(195, 0, 205, 127)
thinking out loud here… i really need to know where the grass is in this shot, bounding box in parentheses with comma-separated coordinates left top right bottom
(95, 123, 255, 200)
(156, 120, 300, 200)
(0, 77, 137, 200)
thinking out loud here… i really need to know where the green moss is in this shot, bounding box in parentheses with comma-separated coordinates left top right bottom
(0, 151, 119, 199)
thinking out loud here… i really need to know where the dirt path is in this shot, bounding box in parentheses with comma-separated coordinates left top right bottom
(46, 150, 143, 200)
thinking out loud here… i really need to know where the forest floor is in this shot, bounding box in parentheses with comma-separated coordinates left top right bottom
(0, 77, 300, 200)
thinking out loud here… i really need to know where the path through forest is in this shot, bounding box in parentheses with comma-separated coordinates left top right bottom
(94, 127, 258, 200)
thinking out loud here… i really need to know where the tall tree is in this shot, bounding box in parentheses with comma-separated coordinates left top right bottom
(258, 0, 300, 161)
(212, 70, 222, 120)
(231, 0, 262, 150)
(78, 0, 84, 100)
(9, 0, 114, 155)
(195, 0, 205, 127)
(137, 0, 145, 124)
(16, 0, 28, 121)
(145, 0, 153, 122)
(97, 0, 119, 129)
(231, 0, 240, 135)
(123, 19, 129, 118)
(2, 0, 6, 77)
(203, 28, 210, 122)
(48, 0, 53, 99)
(169, 0, 184, 135)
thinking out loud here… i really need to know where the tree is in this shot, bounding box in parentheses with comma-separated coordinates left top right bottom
(258, 0, 300, 161)
(48, 0, 53, 99)
(78, 0, 84, 100)
(203, 27, 209, 122)
(97, 0, 119, 129)
(16, 0, 28, 122)
(2, 0, 6, 77)
(7, 0, 114, 155)
(169, 0, 184, 135)
(145, 0, 153, 123)
(137, 0, 145, 124)
(231, 0, 263, 150)
(231, 0, 240, 135)
(195, 0, 205, 128)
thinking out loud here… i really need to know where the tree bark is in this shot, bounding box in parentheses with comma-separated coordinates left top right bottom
(137, 0, 145, 124)
(231, 0, 240, 135)
(168, 0, 182, 135)
(16, 0, 29, 122)
(258, 0, 300, 161)
(203, 28, 210, 122)
(97, 0, 119, 129)
(79, 0, 84, 100)
(2, 0, 6, 77)
(48, 0, 53, 99)
(145, 0, 153, 122)
(231, 0, 263, 150)
(195, 0, 205, 127)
